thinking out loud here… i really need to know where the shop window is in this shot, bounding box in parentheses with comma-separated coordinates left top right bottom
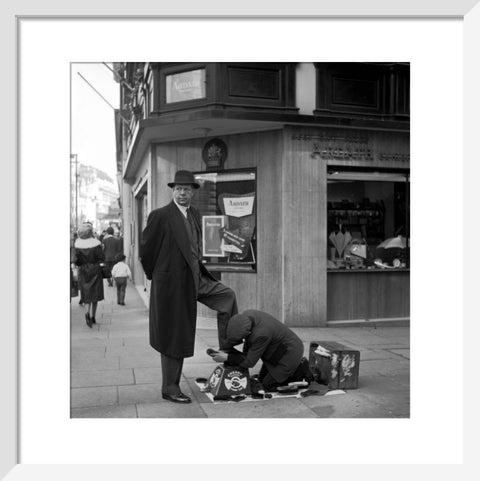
(327, 170, 409, 270)
(192, 169, 256, 273)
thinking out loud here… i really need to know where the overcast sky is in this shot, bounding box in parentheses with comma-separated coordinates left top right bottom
(71, 62, 119, 181)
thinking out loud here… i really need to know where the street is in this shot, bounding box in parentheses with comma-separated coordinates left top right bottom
(71, 280, 410, 418)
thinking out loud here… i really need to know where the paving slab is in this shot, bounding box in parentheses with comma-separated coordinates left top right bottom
(71, 337, 123, 348)
(105, 320, 147, 329)
(71, 280, 410, 418)
(119, 352, 162, 369)
(71, 386, 118, 409)
(360, 358, 410, 377)
(118, 384, 164, 405)
(200, 397, 318, 418)
(133, 367, 162, 384)
(388, 348, 410, 359)
(123, 337, 152, 347)
(105, 345, 154, 357)
(71, 356, 120, 371)
(71, 404, 138, 418)
(356, 348, 405, 361)
(71, 330, 108, 340)
(108, 330, 148, 339)
(333, 331, 407, 348)
(307, 393, 395, 418)
(113, 310, 145, 318)
(136, 402, 207, 418)
(293, 328, 345, 341)
(118, 381, 193, 405)
(71, 368, 134, 388)
(71, 348, 106, 361)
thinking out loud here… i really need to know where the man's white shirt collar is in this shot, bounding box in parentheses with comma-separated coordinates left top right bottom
(173, 199, 189, 218)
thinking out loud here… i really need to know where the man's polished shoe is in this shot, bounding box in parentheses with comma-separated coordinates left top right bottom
(162, 392, 192, 404)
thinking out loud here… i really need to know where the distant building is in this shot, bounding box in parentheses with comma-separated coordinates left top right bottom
(73, 163, 120, 235)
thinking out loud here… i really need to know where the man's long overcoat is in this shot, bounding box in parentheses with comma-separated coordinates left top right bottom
(140, 201, 216, 358)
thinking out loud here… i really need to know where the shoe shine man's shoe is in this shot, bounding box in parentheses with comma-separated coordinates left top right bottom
(162, 392, 192, 404)
(300, 357, 315, 383)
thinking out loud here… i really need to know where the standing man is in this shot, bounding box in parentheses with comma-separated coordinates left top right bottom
(140, 170, 238, 404)
(102, 226, 121, 286)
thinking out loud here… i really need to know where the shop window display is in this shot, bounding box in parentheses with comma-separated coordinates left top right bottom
(327, 171, 409, 270)
(193, 169, 256, 273)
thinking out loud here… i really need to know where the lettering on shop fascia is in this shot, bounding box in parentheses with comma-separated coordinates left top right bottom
(378, 153, 410, 162)
(311, 143, 374, 161)
(292, 133, 369, 143)
(292, 134, 410, 163)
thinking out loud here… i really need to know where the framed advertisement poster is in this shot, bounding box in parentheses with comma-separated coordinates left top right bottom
(202, 215, 227, 257)
(193, 169, 256, 272)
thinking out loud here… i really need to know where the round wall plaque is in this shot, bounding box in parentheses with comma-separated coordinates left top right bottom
(202, 138, 228, 170)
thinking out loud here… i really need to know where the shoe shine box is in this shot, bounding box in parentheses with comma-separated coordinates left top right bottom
(207, 364, 251, 396)
(309, 341, 360, 390)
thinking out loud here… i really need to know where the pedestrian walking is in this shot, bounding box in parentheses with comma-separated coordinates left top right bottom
(140, 170, 238, 404)
(102, 226, 122, 286)
(74, 222, 105, 327)
(111, 254, 132, 305)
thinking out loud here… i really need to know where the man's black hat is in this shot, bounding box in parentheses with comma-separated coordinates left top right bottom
(167, 170, 200, 189)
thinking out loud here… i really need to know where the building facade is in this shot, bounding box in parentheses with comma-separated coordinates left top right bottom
(71, 162, 121, 234)
(115, 62, 410, 327)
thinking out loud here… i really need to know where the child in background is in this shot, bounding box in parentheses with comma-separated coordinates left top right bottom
(111, 254, 132, 305)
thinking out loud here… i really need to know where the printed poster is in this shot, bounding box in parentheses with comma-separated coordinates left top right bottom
(202, 215, 228, 257)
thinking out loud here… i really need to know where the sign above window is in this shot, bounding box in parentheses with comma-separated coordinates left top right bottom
(166, 68, 206, 104)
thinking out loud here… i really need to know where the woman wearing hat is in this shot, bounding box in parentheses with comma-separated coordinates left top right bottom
(140, 170, 238, 404)
(74, 222, 105, 327)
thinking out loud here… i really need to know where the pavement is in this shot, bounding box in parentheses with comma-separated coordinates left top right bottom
(70, 280, 410, 418)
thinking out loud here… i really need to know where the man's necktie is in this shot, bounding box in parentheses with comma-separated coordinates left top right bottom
(186, 208, 195, 232)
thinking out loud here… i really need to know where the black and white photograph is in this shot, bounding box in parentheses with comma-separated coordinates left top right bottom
(70, 61, 410, 419)
(7, 5, 476, 478)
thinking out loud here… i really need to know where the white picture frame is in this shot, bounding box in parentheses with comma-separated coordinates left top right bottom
(3, 0, 479, 479)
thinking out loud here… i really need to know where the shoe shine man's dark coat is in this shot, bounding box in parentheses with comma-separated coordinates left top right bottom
(140, 201, 218, 358)
(226, 310, 304, 384)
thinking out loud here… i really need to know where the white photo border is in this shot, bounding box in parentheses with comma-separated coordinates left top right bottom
(3, 0, 479, 479)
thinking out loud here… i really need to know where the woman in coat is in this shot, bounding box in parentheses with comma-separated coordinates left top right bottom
(74, 222, 105, 328)
(212, 309, 314, 392)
